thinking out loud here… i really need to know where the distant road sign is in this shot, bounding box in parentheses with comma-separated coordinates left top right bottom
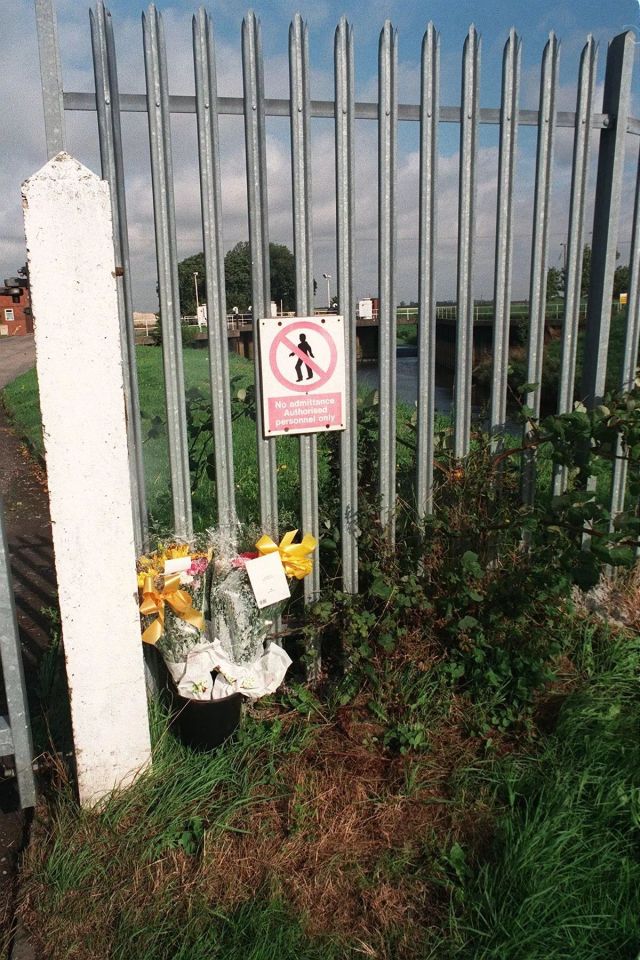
(258, 315, 346, 437)
(620, 292, 628, 306)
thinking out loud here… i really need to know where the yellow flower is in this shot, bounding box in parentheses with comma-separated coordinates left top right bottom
(165, 544, 191, 560)
(137, 566, 161, 589)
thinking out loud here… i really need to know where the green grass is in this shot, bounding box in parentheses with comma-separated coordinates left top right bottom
(426, 627, 640, 960)
(19, 618, 640, 960)
(2, 341, 621, 530)
(1, 364, 44, 455)
(19, 705, 342, 960)
(131, 348, 315, 531)
(397, 322, 418, 346)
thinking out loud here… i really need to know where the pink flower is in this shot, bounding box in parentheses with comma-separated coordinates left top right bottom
(188, 557, 208, 576)
(231, 552, 259, 569)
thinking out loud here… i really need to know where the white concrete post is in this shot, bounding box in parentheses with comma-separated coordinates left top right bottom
(22, 153, 152, 806)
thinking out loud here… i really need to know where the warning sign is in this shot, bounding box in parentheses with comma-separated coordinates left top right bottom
(258, 315, 346, 437)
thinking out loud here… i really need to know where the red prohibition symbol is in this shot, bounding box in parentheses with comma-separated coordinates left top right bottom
(269, 320, 338, 393)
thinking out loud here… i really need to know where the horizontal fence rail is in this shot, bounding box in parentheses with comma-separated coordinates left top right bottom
(63, 91, 624, 130)
(35, 0, 640, 599)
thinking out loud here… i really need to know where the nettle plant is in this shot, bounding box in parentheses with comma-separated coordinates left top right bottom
(310, 379, 640, 740)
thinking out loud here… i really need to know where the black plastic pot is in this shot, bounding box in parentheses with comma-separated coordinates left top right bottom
(172, 688, 243, 751)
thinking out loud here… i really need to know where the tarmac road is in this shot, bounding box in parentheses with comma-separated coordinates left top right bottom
(0, 337, 36, 391)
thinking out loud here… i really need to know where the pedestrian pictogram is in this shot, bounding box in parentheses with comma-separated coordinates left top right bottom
(290, 333, 314, 381)
(259, 316, 346, 437)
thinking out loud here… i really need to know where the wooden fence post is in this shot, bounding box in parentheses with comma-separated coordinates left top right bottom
(22, 152, 151, 807)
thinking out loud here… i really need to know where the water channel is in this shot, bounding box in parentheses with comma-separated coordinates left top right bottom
(357, 347, 515, 430)
(357, 348, 457, 412)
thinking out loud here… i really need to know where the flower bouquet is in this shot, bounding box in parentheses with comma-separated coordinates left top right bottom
(138, 541, 213, 698)
(137, 530, 317, 705)
(205, 529, 317, 700)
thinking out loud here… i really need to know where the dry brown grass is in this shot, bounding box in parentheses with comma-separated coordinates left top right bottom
(194, 709, 485, 952)
(574, 566, 640, 632)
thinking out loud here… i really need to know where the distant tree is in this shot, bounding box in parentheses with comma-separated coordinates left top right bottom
(563, 245, 627, 302)
(559, 244, 592, 302)
(613, 264, 629, 299)
(224, 242, 252, 312)
(546, 266, 563, 301)
(268, 243, 296, 311)
(177, 242, 297, 316)
(177, 252, 205, 316)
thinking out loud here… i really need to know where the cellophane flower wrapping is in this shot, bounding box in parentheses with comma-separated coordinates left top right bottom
(208, 528, 277, 664)
(206, 527, 291, 700)
(137, 539, 214, 699)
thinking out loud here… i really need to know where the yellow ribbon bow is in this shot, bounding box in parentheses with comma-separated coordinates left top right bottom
(255, 529, 318, 580)
(139, 573, 205, 646)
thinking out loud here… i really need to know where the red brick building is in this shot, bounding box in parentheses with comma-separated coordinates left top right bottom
(0, 276, 32, 337)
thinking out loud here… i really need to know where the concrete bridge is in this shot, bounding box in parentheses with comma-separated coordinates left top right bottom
(220, 309, 530, 367)
(174, 310, 507, 365)
(136, 302, 578, 369)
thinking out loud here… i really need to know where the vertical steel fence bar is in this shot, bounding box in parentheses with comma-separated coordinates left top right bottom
(489, 28, 520, 441)
(91, 2, 148, 553)
(193, 8, 237, 537)
(0, 500, 36, 809)
(242, 12, 278, 537)
(553, 36, 597, 496)
(610, 148, 640, 523)
(378, 20, 398, 542)
(142, 5, 192, 538)
(582, 31, 634, 408)
(454, 25, 480, 459)
(521, 33, 559, 505)
(416, 23, 439, 517)
(35, 0, 66, 157)
(289, 14, 320, 603)
(335, 17, 358, 591)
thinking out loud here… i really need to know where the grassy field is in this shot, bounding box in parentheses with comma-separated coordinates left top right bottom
(1, 345, 421, 535)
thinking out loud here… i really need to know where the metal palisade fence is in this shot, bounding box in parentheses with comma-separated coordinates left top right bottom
(0, 500, 36, 809)
(35, 0, 640, 598)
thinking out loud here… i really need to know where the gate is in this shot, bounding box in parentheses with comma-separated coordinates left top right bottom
(0, 500, 36, 809)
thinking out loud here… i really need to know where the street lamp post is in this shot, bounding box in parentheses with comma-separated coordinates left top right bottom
(193, 272, 199, 315)
(322, 272, 331, 308)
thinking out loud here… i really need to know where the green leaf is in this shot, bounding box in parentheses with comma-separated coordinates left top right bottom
(461, 551, 483, 578)
(370, 578, 393, 600)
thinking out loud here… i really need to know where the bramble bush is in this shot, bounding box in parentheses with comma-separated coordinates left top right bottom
(309, 378, 640, 740)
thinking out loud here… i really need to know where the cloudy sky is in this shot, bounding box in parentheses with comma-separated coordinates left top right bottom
(2, 0, 640, 311)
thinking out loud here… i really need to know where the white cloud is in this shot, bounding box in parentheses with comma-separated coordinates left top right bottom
(1, 0, 638, 314)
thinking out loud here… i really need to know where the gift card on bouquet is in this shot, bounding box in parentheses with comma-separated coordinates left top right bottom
(245, 552, 291, 608)
(164, 556, 192, 574)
